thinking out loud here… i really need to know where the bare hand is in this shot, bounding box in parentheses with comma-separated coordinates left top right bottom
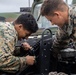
(25, 55, 35, 65)
(22, 42, 32, 50)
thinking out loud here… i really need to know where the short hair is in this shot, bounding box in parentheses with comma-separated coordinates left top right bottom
(14, 13, 38, 33)
(41, 0, 68, 16)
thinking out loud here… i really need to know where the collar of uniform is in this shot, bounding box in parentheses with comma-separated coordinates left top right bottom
(11, 22, 18, 42)
(63, 6, 74, 36)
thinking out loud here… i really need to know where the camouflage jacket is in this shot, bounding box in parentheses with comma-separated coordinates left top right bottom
(0, 22, 27, 73)
(52, 5, 76, 56)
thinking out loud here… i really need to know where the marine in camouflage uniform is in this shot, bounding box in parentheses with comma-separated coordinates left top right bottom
(52, 5, 76, 57)
(0, 13, 38, 74)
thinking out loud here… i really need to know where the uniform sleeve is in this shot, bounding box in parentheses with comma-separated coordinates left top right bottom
(0, 25, 26, 73)
(52, 28, 69, 57)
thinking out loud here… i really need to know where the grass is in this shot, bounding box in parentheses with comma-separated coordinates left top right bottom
(0, 12, 21, 19)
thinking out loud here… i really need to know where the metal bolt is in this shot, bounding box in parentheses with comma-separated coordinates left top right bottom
(45, 69, 48, 71)
(45, 55, 47, 57)
(44, 49, 46, 51)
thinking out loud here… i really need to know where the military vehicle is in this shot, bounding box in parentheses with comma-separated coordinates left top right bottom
(72, 0, 76, 4)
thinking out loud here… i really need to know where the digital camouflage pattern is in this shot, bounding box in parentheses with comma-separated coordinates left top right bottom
(0, 22, 26, 73)
(53, 5, 76, 57)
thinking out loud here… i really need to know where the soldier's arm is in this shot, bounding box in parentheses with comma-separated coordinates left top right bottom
(52, 28, 69, 57)
(0, 31, 27, 73)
